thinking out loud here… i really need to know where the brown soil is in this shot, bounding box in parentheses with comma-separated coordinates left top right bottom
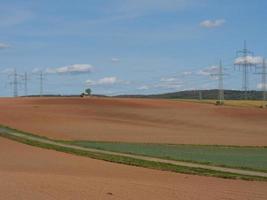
(1, 137, 266, 200)
(0, 97, 266, 146)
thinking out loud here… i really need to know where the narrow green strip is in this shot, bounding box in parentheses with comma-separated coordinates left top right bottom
(0, 126, 266, 181)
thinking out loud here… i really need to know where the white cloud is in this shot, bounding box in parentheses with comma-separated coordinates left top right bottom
(98, 77, 120, 85)
(160, 77, 177, 82)
(200, 19, 225, 28)
(257, 83, 267, 90)
(197, 66, 219, 76)
(155, 82, 182, 89)
(234, 56, 263, 65)
(137, 85, 150, 90)
(46, 64, 93, 74)
(32, 68, 42, 74)
(86, 76, 128, 86)
(0, 43, 10, 49)
(139, 77, 183, 90)
(111, 58, 120, 63)
(182, 71, 193, 76)
(1, 68, 14, 74)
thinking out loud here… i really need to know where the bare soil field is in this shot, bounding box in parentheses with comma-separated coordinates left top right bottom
(1, 137, 267, 200)
(0, 97, 266, 146)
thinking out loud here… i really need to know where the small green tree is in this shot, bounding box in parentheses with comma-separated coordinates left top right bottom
(85, 88, 91, 95)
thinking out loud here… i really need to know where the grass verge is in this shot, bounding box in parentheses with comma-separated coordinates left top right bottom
(67, 141, 267, 173)
(0, 127, 267, 181)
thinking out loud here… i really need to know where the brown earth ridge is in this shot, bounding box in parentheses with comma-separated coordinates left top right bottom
(0, 97, 266, 146)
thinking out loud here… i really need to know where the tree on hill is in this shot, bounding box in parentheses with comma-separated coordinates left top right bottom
(85, 88, 91, 95)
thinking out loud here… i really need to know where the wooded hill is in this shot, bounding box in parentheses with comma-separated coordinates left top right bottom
(116, 90, 264, 100)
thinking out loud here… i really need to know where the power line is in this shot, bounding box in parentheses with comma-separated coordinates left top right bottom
(211, 60, 228, 105)
(9, 69, 19, 97)
(13, 69, 18, 97)
(234, 41, 257, 100)
(8, 69, 28, 97)
(40, 71, 43, 96)
(21, 72, 29, 96)
(198, 90, 202, 101)
(255, 58, 267, 107)
(218, 60, 225, 104)
(263, 59, 267, 104)
(210, 60, 226, 105)
(37, 71, 44, 96)
(31, 70, 46, 96)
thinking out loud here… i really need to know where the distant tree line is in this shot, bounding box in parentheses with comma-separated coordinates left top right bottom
(116, 90, 264, 100)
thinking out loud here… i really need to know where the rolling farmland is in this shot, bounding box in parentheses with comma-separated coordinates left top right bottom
(0, 97, 266, 146)
(0, 97, 267, 199)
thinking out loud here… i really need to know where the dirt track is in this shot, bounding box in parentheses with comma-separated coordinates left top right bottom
(2, 126, 266, 178)
(0, 97, 266, 146)
(1, 137, 267, 200)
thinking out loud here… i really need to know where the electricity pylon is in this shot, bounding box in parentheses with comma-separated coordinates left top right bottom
(255, 58, 267, 108)
(234, 41, 257, 100)
(21, 72, 29, 96)
(211, 60, 225, 105)
(9, 69, 19, 97)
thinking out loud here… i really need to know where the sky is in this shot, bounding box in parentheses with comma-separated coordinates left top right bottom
(0, 0, 267, 96)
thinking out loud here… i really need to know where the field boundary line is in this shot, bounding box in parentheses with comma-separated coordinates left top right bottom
(0, 126, 267, 179)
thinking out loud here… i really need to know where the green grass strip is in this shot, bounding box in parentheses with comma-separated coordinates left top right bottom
(68, 141, 267, 173)
(0, 129, 266, 182)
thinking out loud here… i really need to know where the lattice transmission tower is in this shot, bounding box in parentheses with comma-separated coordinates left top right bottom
(211, 60, 225, 105)
(20, 72, 29, 96)
(234, 41, 257, 100)
(255, 58, 267, 107)
(9, 69, 19, 97)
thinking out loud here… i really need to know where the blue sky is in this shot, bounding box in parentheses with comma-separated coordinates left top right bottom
(0, 0, 267, 96)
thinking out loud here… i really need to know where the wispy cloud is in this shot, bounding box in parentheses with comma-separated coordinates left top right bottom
(138, 76, 183, 91)
(257, 83, 267, 90)
(137, 85, 150, 90)
(0, 43, 10, 49)
(111, 58, 120, 63)
(182, 71, 193, 76)
(197, 66, 219, 76)
(32, 68, 42, 74)
(46, 64, 93, 75)
(200, 19, 225, 28)
(234, 56, 263, 65)
(86, 76, 129, 86)
(158, 77, 183, 89)
(1, 68, 14, 74)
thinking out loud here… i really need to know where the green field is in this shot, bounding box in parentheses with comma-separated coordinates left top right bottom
(1, 125, 267, 181)
(69, 141, 267, 172)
